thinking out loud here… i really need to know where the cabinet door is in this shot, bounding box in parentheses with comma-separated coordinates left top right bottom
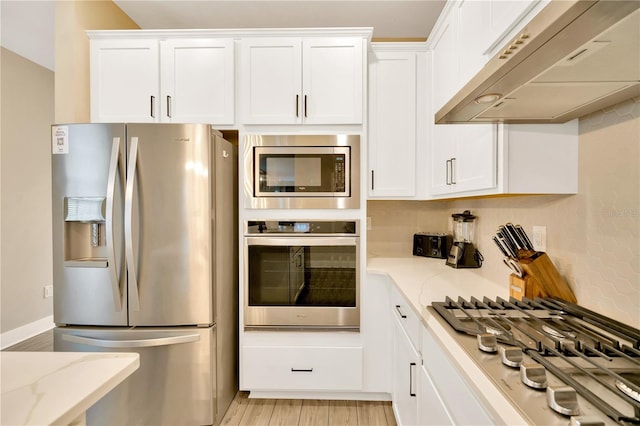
(430, 9, 458, 114)
(422, 326, 494, 425)
(240, 38, 302, 124)
(453, 124, 497, 193)
(417, 365, 454, 426)
(392, 315, 419, 426)
(429, 124, 457, 196)
(90, 39, 159, 123)
(302, 38, 363, 124)
(160, 38, 234, 124)
(457, 0, 491, 85)
(368, 51, 417, 197)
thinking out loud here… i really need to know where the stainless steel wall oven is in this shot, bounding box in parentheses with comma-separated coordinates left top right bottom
(244, 220, 359, 329)
(243, 135, 360, 209)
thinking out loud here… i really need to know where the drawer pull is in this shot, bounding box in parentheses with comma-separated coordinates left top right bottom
(291, 368, 313, 373)
(409, 362, 417, 397)
(395, 305, 407, 319)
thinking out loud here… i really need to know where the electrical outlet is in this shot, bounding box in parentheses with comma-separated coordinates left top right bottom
(43, 285, 53, 299)
(532, 226, 547, 252)
(366, 217, 372, 231)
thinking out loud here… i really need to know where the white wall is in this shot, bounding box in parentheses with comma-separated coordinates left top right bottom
(0, 1, 55, 70)
(1, 1, 55, 347)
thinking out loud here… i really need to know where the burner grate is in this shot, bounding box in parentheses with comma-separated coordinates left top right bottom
(431, 296, 640, 424)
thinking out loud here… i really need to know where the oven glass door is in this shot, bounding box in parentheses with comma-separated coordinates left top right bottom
(244, 236, 359, 328)
(254, 147, 349, 197)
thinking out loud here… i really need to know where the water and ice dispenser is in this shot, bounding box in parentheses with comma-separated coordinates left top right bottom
(64, 196, 108, 267)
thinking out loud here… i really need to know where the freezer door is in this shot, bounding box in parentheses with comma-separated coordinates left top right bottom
(125, 124, 214, 326)
(53, 326, 215, 425)
(51, 123, 127, 326)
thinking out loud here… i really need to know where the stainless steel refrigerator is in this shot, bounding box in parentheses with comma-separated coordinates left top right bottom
(51, 123, 237, 425)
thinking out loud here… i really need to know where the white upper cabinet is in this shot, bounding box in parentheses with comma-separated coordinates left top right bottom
(368, 44, 427, 199)
(428, 120, 578, 199)
(429, 124, 497, 196)
(430, 9, 458, 114)
(456, 0, 491, 86)
(90, 38, 160, 123)
(89, 33, 235, 125)
(239, 38, 302, 124)
(160, 38, 235, 124)
(241, 36, 365, 125)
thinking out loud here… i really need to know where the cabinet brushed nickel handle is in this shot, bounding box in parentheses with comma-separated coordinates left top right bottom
(296, 94, 299, 117)
(166, 96, 172, 118)
(409, 362, 417, 397)
(395, 305, 407, 319)
(451, 157, 457, 184)
(150, 96, 155, 118)
(291, 368, 313, 372)
(446, 159, 451, 185)
(371, 170, 375, 190)
(304, 95, 308, 118)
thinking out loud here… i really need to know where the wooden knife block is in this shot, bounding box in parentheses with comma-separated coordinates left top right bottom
(516, 252, 577, 303)
(509, 274, 547, 300)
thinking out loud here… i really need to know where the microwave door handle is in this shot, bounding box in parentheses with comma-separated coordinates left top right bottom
(106, 137, 123, 311)
(125, 136, 140, 311)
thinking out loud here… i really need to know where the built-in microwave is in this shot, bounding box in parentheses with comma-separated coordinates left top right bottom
(243, 135, 360, 209)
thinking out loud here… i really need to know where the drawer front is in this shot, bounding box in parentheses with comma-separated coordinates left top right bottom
(390, 285, 420, 350)
(243, 346, 363, 391)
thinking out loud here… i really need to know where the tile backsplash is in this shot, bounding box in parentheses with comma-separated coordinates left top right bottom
(367, 98, 639, 327)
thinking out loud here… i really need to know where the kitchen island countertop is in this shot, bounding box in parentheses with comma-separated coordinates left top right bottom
(1, 351, 139, 426)
(367, 255, 529, 425)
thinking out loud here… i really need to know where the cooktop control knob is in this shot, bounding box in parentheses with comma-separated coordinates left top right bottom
(570, 416, 604, 426)
(477, 333, 498, 353)
(500, 346, 523, 368)
(547, 386, 581, 416)
(520, 363, 548, 389)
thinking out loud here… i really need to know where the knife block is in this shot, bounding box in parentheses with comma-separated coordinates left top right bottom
(509, 274, 548, 301)
(517, 252, 577, 303)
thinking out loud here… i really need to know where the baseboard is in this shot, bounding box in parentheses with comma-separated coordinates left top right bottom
(0, 315, 55, 350)
(248, 390, 391, 401)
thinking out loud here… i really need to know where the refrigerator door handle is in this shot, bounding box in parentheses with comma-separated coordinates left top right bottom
(125, 136, 140, 311)
(61, 333, 200, 348)
(106, 137, 123, 311)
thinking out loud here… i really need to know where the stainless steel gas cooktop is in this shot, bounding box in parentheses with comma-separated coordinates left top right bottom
(430, 297, 640, 426)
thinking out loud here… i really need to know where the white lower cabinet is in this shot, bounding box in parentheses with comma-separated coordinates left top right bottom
(392, 314, 419, 426)
(417, 364, 454, 426)
(241, 332, 363, 392)
(382, 272, 494, 426)
(420, 326, 494, 425)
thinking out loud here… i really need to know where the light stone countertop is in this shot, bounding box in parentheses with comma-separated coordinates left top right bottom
(1, 351, 140, 426)
(367, 255, 530, 426)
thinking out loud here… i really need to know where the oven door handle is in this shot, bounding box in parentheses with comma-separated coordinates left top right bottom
(245, 236, 359, 247)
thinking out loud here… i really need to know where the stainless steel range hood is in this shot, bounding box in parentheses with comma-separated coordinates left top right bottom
(436, 0, 640, 124)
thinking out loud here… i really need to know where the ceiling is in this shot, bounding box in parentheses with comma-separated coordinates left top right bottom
(113, 0, 446, 39)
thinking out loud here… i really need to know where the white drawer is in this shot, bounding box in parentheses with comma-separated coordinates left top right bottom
(242, 345, 363, 391)
(390, 285, 420, 350)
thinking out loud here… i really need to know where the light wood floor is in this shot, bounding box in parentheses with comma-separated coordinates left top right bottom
(3, 328, 54, 351)
(221, 392, 396, 426)
(4, 330, 397, 426)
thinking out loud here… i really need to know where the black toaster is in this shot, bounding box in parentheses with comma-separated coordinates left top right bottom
(413, 233, 452, 259)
